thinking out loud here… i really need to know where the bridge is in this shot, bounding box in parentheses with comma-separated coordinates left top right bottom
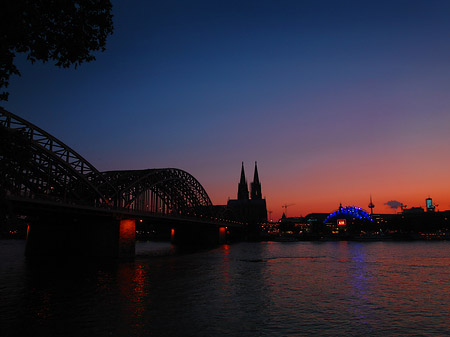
(0, 108, 242, 257)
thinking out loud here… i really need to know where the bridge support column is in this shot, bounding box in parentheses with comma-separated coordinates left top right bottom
(219, 226, 227, 244)
(25, 216, 135, 258)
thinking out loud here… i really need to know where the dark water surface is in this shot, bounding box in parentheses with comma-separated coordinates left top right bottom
(2, 240, 450, 336)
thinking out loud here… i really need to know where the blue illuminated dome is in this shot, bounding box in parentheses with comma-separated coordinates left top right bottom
(324, 205, 373, 224)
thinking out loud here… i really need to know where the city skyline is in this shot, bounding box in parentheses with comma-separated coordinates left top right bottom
(3, 0, 450, 219)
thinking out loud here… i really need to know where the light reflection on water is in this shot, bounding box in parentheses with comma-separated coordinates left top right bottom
(2, 240, 450, 336)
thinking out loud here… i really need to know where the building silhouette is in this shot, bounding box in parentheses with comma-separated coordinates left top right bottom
(237, 162, 249, 200)
(251, 162, 262, 200)
(227, 162, 267, 224)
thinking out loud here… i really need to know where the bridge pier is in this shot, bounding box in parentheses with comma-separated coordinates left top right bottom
(219, 226, 227, 244)
(25, 216, 135, 258)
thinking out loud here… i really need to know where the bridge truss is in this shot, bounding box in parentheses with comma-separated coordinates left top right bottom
(0, 108, 213, 217)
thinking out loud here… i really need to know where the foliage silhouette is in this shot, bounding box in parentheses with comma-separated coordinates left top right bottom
(0, 0, 114, 101)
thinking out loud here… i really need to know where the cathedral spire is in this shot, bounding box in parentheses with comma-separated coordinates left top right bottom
(240, 162, 246, 184)
(253, 161, 260, 184)
(237, 162, 249, 200)
(251, 161, 262, 200)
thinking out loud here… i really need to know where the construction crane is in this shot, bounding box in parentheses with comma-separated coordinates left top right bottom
(282, 203, 295, 217)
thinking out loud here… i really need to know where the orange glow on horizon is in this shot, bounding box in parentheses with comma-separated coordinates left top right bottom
(204, 145, 450, 220)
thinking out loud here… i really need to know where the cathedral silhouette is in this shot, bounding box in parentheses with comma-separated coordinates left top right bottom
(227, 162, 267, 224)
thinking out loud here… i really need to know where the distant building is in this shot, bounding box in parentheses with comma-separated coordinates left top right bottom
(304, 213, 329, 235)
(323, 204, 374, 235)
(227, 162, 267, 224)
(403, 206, 424, 214)
(426, 198, 435, 212)
(279, 214, 305, 234)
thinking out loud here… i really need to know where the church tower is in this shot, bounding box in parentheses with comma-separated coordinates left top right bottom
(237, 162, 249, 200)
(250, 161, 262, 200)
(228, 161, 267, 225)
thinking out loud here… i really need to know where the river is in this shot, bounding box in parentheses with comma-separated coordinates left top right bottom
(1, 240, 450, 336)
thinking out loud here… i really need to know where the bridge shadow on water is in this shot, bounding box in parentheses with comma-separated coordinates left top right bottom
(135, 240, 216, 258)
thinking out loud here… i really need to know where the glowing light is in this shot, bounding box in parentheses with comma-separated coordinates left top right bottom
(324, 206, 374, 223)
(219, 227, 226, 243)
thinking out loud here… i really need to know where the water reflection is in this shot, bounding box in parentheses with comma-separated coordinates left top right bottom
(3, 241, 450, 336)
(219, 244, 231, 292)
(347, 244, 375, 330)
(117, 262, 148, 336)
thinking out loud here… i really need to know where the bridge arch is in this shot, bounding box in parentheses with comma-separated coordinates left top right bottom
(102, 168, 213, 216)
(0, 108, 117, 205)
(0, 108, 213, 217)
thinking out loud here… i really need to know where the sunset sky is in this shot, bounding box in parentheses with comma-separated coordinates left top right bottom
(3, 0, 450, 220)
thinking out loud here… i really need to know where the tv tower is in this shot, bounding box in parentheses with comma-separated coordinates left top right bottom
(368, 195, 375, 215)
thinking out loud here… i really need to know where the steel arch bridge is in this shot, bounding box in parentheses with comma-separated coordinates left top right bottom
(0, 108, 213, 218)
(102, 168, 212, 216)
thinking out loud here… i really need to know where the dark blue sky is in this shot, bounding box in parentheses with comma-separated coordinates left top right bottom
(4, 0, 450, 216)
